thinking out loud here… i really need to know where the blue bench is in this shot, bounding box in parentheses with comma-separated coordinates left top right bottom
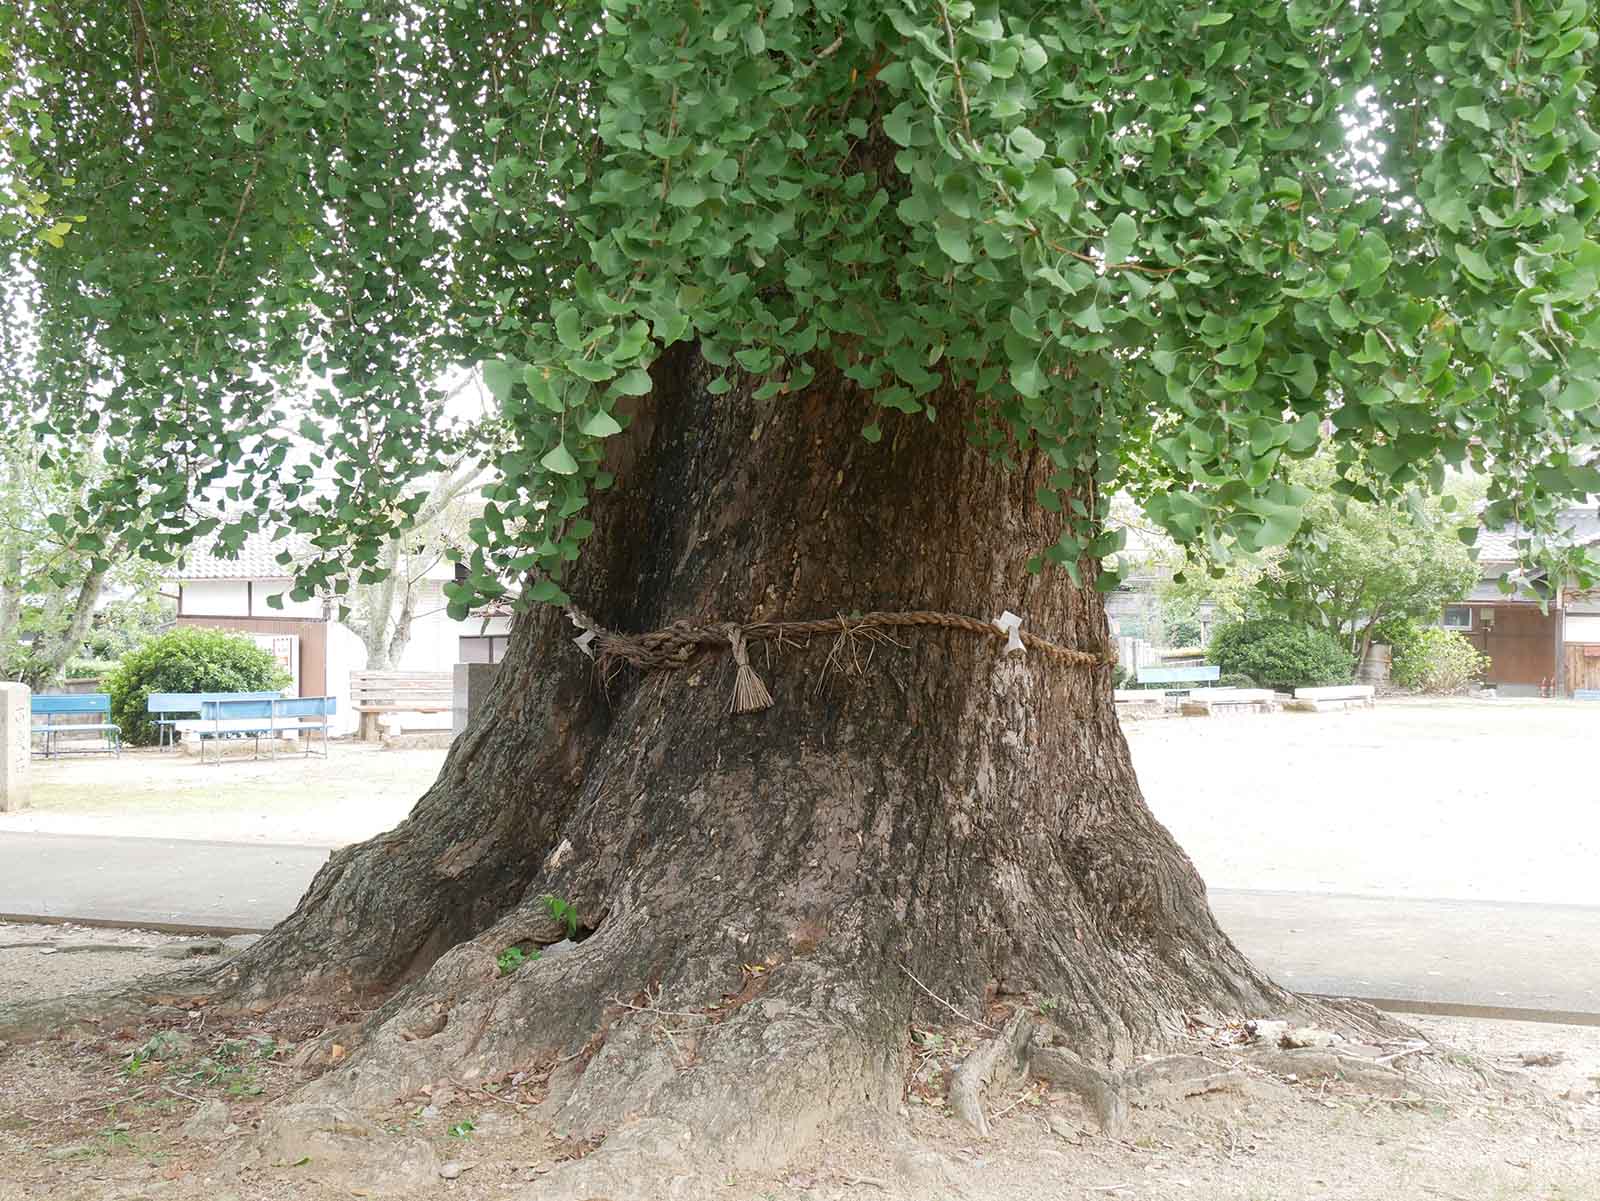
(1135, 665, 1221, 694)
(174, 696, 337, 762)
(31, 694, 121, 759)
(147, 691, 286, 750)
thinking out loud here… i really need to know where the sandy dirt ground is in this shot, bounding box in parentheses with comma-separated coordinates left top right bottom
(0, 744, 444, 846)
(5, 700, 1592, 911)
(1127, 698, 1600, 906)
(0, 924, 1597, 1201)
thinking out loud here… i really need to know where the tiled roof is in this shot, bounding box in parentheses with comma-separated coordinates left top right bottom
(172, 527, 316, 581)
(1475, 507, 1600, 564)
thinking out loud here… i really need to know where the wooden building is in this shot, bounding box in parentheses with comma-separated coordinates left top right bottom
(1454, 510, 1600, 696)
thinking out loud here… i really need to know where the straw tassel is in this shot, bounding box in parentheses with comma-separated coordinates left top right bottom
(725, 624, 773, 713)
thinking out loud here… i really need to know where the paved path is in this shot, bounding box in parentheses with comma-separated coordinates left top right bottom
(0, 831, 330, 933)
(1209, 890, 1600, 1019)
(4, 832, 1598, 1018)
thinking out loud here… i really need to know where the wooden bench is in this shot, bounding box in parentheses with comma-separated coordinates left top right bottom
(351, 671, 452, 741)
(174, 696, 336, 762)
(147, 691, 285, 749)
(1285, 684, 1376, 713)
(31, 694, 121, 759)
(1134, 665, 1221, 695)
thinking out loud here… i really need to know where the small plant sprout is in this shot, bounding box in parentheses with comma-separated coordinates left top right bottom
(497, 946, 538, 975)
(542, 894, 579, 938)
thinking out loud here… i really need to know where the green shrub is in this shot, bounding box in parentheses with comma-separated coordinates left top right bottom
(1389, 627, 1489, 694)
(1111, 663, 1131, 689)
(1208, 619, 1355, 690)
(1217, 672, 1258, 689)
(106, 628, 292, 746)
(1367, 615, 1422, 660)
(63, 658, 120, 681)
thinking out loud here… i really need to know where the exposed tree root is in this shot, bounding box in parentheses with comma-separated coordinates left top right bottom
(949, 1010, 1036, 1135)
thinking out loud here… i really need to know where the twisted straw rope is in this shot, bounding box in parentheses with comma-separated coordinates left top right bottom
(569, 608, 1117, 713)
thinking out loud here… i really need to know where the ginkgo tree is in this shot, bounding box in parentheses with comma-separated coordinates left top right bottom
(4, 0, 1600, 1193)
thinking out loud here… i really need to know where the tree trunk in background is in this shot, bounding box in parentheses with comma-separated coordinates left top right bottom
(353, 541, 404, 673)
(31, 564, 108, 687)
(55, 348, 1289, 1190)
(0, 569, 21, 677)
(382, 578, 415, 668)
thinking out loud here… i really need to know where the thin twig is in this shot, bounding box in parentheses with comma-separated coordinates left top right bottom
(161, 1084, 206, 1105)
(898, 962, 995, 1032)
(988, 1086, 1037, 1122)
(806, 34, 845, 70)
(88, 1088, 150, 1111)
(937, 4, 974, 144)
(610, 996, 716, 1023)
(1375, 1043, 1430, 1065)
(204, 164, 261, 308)
(471, 1087, 529, 1112)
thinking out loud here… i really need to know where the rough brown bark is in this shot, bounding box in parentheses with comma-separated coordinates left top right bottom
(2, 349, 1295, 1194)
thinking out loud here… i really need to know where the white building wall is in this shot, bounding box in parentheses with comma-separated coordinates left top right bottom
(1565, 614, 1600, 643)
(389, 582, 512, 672)
(180, 578, 323, 619)
(182, 580, 248, 616)
(255, 580, 326, 619)
(323, 620, 366, 736)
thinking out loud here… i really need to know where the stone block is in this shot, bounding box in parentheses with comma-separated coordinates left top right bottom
(0, 681, 28, 813)
(452, 661, 502, 737)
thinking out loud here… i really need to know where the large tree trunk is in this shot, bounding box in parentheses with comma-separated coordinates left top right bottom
(24, 350, 1292, 1192)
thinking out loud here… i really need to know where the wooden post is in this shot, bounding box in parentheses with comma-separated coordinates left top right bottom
(0, 681, 29, 813)
(1554, 591, 1568, 698)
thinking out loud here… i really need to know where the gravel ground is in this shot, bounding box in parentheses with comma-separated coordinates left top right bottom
(0, 922, 236, 1006)
(0, 977, 1596, 1201)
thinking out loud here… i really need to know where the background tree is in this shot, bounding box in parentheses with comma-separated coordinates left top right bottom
(345, 458, 485, 671)
(6, 2, 1600, 1193)
(0, 430, 166, 686)
(1165, 456, 1482, 658)
(1254, 458, 1481, 656)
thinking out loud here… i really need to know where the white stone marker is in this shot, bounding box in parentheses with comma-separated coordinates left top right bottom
(0, 681, 28, 812)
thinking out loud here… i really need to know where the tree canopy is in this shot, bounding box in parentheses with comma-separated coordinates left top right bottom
(5, 0, 1600, 616)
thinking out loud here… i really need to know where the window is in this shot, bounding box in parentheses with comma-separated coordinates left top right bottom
(1441, 605, 1473, 630)
(459, 635, 511, 664)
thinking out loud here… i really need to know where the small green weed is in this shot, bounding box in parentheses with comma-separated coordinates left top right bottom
(497, 947, 539, 975)
(120, 1049, 149, 1078)
(187, 1049, 264, 1097)
(98, 1126, 138, 1153)
(447, 1119, 475, 1139)
(542, 894, 580, 938)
